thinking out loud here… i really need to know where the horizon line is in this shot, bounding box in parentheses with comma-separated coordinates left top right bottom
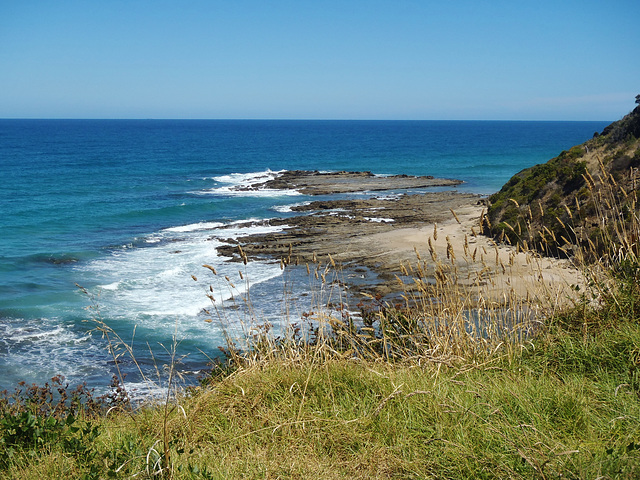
(0, 117, 614, 122)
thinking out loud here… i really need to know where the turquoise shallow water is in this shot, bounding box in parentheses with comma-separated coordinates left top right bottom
(0, 119, 609, 394)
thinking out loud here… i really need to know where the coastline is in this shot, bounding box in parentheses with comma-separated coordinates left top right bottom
(217, 170, 582, 304)
(0, 120, 613, 397)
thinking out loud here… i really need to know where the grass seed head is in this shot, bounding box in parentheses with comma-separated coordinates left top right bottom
(450, 208, 461, 224)
(564, 204, 573, 219)
(203, 264, 218, 275)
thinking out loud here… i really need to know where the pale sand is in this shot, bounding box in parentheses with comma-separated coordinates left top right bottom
(345, 203, 583, 307)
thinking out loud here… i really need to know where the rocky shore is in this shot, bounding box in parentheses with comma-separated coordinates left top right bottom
(216, 170, 473, 292)
(215, 170, 579, 300)
(217, 191, 481, 287)
(241, 170, 462, 195)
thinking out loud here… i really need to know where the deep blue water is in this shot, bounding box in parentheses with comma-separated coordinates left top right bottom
(0, 119, 609, 394)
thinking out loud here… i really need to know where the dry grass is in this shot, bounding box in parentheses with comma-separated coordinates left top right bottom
(201, 207, 580, 372)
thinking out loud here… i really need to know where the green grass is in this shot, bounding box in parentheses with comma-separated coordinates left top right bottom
(2, 306, 640, 479)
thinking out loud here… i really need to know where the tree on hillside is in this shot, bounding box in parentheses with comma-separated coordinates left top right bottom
(636, 94, 640, 105)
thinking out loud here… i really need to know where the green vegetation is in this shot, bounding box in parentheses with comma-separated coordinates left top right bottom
(485, 104, 640, 255)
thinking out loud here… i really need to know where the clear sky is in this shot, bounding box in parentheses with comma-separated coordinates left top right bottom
(1, 0, 638, 120)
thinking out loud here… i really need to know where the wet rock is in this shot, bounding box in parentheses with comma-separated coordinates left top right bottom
(244, 170, 462, 195)
(217, 186, 480, 296)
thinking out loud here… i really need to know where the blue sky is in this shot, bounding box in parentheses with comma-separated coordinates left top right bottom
(1, 1, 638, 120)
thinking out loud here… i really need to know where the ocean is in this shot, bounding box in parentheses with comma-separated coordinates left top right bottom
(0, 119, 609, 395)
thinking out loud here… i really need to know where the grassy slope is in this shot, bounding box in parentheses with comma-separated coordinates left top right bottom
(3, 303, 640, 479)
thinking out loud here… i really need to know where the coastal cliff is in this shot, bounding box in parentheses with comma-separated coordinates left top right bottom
(485, 103, 640, 256)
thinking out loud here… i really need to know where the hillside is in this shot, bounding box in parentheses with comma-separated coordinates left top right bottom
(484, 102, 640, 257)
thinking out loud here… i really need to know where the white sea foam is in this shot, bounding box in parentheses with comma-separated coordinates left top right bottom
(80, 219, 287, 326)
(212, 169, 283, 184)
(365, 217, 395, 223)
(198, 186, 301, 198)
(327, 210, 352, 218)
(221, 219, 288, 236)
(271, 201, 312, 213)
(117, 380, 173, 403)
(101, 281, 121, 291)
(67, 217, 300, 397)
(163, 221, 224, 233)
(194, 169, 301, 197)
(0, 319, 111, 387)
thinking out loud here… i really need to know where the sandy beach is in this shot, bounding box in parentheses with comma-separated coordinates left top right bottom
(350, 203, 582, 306)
